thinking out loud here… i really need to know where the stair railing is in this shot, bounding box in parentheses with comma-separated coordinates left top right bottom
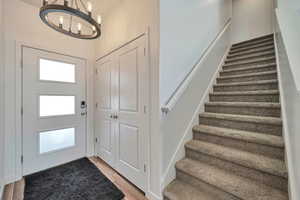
(161, 18, 232, 114)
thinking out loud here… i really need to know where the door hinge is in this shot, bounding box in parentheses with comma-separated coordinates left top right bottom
(95, 137, 98, 143)
(95, 102, 98, 108)
(144, 106, 147, 114)
(20, 58, 23, 69)
(144, 48, 146, 56)
(95, 69, 98, 75)
(21, 107, 23, 115)
(21, 155, 23, 164)
(144, 164, 147, 172)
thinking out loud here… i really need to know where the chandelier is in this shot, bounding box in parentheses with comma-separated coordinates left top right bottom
(40, 0, 102, 39)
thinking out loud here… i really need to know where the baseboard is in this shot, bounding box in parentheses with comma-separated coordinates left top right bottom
(146, 191, 163, 200)
(0, 185, 3, 200)
(161, 45, 231, 188)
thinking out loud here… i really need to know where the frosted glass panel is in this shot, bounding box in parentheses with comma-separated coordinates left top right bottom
(39, 128, 75, 154)
(40, 95, 75, 117)
(40, 59, 75, 83)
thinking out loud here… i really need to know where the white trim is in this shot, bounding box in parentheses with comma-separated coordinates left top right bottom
(161, 19, 232, 114)
(0, 186, 3, 200)
(161, 45, 231, 187)
(14, 41, 92, 182)
(146, 191, 163, 200)
(273, 26, 299, 200)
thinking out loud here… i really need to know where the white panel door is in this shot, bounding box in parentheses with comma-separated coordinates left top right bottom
(114, 37, 148, 191)
(95, 54, 116, 167)
(95, 36, 148, 191)
(22, 47, 86, 175)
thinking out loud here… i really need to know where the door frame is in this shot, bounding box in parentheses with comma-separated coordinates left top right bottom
(95, 32, 151, 193)
(15, 41, 91, 180)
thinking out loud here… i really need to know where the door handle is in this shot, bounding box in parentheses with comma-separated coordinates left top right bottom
(113, 115, 118, 119)
(81, 112, 87, 116)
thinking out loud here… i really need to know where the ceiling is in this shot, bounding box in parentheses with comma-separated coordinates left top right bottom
(20, 0, 121, 16)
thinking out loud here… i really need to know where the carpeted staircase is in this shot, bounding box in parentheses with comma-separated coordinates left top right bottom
(164, 34, 289, 200)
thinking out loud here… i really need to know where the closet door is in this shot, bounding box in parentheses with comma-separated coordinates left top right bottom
(95, 54, 116, 167)
(114, 36, 148, 191)
(95, 35, 148, 191)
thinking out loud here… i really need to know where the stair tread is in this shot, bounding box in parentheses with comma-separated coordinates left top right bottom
(176, 158, 288, 200)
(221, 63, 276, 73)
(215, 79, 278, 87)
(205, 101, 280, 108)
(186, 140, 287, 178)
(218, 70, 277, 79)
(232, 34, 273, 46)
(223, 56, 275, 67)
(230, 43, 274, 53)
(226, 51, 275, 62)
(231, 40, 274, 50)
(211, 90, 279, 95)
(199, 112, 282, 125)
(193, 124, 284, 148)
(164, 180, 220, 200)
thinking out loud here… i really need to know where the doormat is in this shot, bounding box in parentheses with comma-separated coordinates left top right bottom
(24, 158, 125, 200)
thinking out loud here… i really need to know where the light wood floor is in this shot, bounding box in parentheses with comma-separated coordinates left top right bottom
(3, 156, 148, 200)
(89, 157, 148, 200)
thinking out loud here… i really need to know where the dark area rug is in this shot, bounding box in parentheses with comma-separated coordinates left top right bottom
(24, 158, 125, 200)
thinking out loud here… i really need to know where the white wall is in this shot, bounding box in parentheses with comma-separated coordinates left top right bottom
(231, 0, 274, 44)
(3, 0, 95, 184)
(276, 0, 300, 91)
(161, 22, 231, 187)
(0, 0, 5, 196)
(94, 0, 161, 199)
(274, 7, 300, 200)
(159, 0, 232, 187)
(159, 0, 232, 105)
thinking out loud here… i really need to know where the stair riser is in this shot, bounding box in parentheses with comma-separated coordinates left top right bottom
(176, 170, 240, 200)
(231, 42, 274, 52)
(223, 59, 276, 70)
(231, 39, 274, 50)
(205, 105, 281, 117)
(229, 47, 275, 58)
(193, 131, 284, 159)
(214, 83, 278, 92)
(199, 116, 282, 136)
(232, 38, 273, 49)
(220, 65, 276, 76)
(225, 53, 275, 64)
(210, 94, 280, 103)
(217, 73, 277, 84)
(186, 149, 287, 191)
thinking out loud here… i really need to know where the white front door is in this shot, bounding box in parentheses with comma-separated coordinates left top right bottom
(22, 47, 87, 175)
(95, 36, 148, 191)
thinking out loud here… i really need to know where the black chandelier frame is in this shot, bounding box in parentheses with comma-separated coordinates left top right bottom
(40, 0, 101, 40)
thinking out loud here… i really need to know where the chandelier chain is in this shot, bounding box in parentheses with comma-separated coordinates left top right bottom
(79, 0, 89, 13)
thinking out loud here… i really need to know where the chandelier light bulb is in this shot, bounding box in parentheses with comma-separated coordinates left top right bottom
(92, 26, 96, 32)
(78, 23, 82, 34)
(87, 2, 92, 12)
(59, 16, 64, 25)
(97, 15, 102, 25)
